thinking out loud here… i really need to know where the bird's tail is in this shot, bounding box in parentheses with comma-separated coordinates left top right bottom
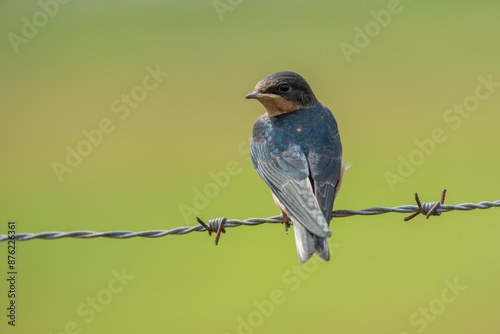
(293, 223, 330, 264)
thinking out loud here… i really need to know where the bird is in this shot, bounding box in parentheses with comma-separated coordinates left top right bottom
(246, 71, 346, 263)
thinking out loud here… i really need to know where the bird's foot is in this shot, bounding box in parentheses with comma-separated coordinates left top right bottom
(281, 212, 292, 235)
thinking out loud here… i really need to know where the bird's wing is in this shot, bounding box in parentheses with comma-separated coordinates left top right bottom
(308, 146, 342, 223)
(251, 137, 331, 238)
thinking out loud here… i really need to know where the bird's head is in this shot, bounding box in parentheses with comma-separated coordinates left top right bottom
(245, 71, 318, 116)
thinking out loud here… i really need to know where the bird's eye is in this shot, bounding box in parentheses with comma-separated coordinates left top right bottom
(278, 83, 290, 92)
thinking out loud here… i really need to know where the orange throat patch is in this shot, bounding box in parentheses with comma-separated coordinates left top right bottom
(257, 96, 301, 116)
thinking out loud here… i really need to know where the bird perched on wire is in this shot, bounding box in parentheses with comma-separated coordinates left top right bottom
(246, 71, 346, 263)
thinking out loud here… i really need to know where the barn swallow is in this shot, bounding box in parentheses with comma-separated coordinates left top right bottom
(246, 71, 345, 263)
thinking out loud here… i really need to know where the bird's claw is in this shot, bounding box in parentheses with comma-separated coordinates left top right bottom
(281, 212, 292, 235)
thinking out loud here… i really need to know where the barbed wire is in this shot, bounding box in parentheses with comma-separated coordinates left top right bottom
(1, 190, 499, 243)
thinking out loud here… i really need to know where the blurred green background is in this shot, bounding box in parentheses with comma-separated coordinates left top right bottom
(1, 0, 499, 333)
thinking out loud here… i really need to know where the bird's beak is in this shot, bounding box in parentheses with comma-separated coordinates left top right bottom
(245, 91, 261, 99)
(245, 91, 277, 100)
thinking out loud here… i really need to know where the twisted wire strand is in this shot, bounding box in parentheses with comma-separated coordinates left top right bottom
(331, 200, 500, 217)
(1, 200, 499, 242)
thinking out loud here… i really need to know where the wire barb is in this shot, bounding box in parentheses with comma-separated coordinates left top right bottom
(196, 216, 228, 245)
(404, 189, 447, 221)
(1, 191, 499, 243)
